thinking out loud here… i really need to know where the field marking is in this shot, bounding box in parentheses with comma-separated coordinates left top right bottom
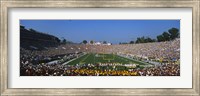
(79, 54, 90, 64)
(93, 54, 96, 64)
(117, 55, 152, 65)
(62, 53, 87, 65)
(102, 54, 115, 61)
(79, 62, 85, 64)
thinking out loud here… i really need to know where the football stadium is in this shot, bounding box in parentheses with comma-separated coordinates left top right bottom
(20, 20, 180, 76)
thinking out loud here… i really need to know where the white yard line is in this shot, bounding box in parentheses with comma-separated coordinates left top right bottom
(80, 54, 90, 62)
(62, 54, 87, 65)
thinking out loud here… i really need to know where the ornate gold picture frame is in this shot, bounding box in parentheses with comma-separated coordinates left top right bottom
(0, 0, 199, 95)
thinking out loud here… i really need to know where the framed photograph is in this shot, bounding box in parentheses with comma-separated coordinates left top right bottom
(1, 0, 199, 95)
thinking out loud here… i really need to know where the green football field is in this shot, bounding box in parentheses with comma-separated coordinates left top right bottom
(66, 53, 151, 67)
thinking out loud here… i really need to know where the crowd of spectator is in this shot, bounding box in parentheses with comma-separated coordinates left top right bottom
(21, 62, 179, 76)
(20, 39, 180, 76)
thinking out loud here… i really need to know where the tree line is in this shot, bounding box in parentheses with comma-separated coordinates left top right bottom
(82, 40, 108, 44)
(120, 27, 179, 44)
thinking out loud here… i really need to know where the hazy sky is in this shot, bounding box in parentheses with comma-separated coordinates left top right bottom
(20, 20, 180, 44)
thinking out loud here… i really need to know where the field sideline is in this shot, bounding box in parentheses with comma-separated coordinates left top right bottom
(66, 53, 151, 67)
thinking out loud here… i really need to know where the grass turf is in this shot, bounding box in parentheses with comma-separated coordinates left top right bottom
(67, 53, 150, 67)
